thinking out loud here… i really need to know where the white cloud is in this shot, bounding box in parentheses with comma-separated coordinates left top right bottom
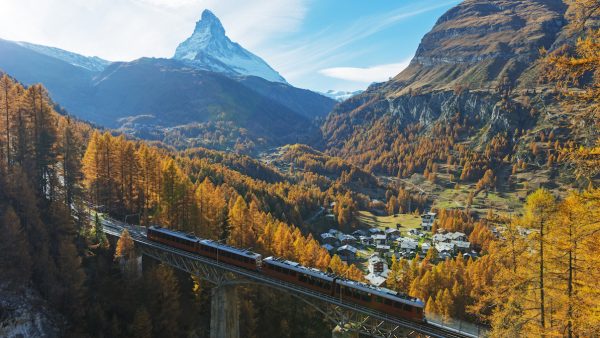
(0, 0, 307, 61)
(319, 60, 411, 83)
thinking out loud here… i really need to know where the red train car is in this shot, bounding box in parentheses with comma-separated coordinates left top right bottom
(198, 239, 262, 271)
(262, 257, 424, 322)
(335, 278, 424, 322)
(262, 257, 336, 296)
(147, 226, 262, 271)
(147, 226, 199, 253)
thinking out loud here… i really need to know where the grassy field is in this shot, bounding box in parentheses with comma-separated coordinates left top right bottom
(357, 210, 421, 230)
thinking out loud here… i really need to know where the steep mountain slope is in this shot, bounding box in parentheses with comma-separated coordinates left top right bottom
(85, 57, 317, 148)
(321, 0, 587, 207)
(236, 76, 336, 119)
(173, 10, 286, 83)
(15, 41, 110, 72)
(390, 0, 568, 94)
(0, 10, 335, 152)
(0, 39, 97, 109)
(323, 0, 569, 151)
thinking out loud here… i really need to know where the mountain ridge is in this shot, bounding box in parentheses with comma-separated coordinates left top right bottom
(173, 9, 286, 83)
(320, 0, 583, 184)
(0, 11, 335, 153)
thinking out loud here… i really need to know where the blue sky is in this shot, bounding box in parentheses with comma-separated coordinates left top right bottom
(0, 0, 459, 92)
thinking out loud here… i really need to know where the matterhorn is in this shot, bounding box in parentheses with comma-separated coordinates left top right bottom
(173, 9, 286, 83)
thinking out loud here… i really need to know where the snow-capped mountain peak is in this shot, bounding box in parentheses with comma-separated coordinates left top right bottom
(195, 10, 225, 36)
(173, 9, 286, 84)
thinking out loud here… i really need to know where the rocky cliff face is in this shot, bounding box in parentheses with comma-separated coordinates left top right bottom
(323, 89, 533, 150)
(0, 284, 62, 338)
(322, 0, 573, 154)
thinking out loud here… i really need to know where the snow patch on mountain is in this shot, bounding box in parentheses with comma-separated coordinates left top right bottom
(321, 89, 364, 102)
(15, 41, 110, 72)
(173, 10, 286, 84)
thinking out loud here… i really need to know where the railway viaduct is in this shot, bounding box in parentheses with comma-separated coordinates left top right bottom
(100, 216, 483, 338)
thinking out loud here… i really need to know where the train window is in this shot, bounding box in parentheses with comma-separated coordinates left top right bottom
(403, 304, 412, 312)
(299, 274, 307, 282)
(375, 296, 383, 303)
(394, 302, 402, 309)
(384, 299, 392, 306)
(289, 271, 296, 276)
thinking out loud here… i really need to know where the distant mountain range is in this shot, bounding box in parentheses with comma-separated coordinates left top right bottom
(0, 10, 335, 153)
(321, 90, 364, 102)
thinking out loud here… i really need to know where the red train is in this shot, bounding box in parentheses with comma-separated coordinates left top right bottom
(147, 226, 261, 271)
(262, 257, 424, 321)
(147, 226, 424, 322)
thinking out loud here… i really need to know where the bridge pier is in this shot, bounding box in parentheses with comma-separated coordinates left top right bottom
(210, 285, 239, 338)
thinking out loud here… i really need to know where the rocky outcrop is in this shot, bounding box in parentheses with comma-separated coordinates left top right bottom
(323, 90, 531, 150)
(322, 0, 572, 153)
(0, 284, 62, 338)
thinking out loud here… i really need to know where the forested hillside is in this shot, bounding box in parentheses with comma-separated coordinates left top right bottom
(0, 74, 362, 336)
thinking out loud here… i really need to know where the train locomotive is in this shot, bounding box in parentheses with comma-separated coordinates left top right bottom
(146, 225, 425, 322)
